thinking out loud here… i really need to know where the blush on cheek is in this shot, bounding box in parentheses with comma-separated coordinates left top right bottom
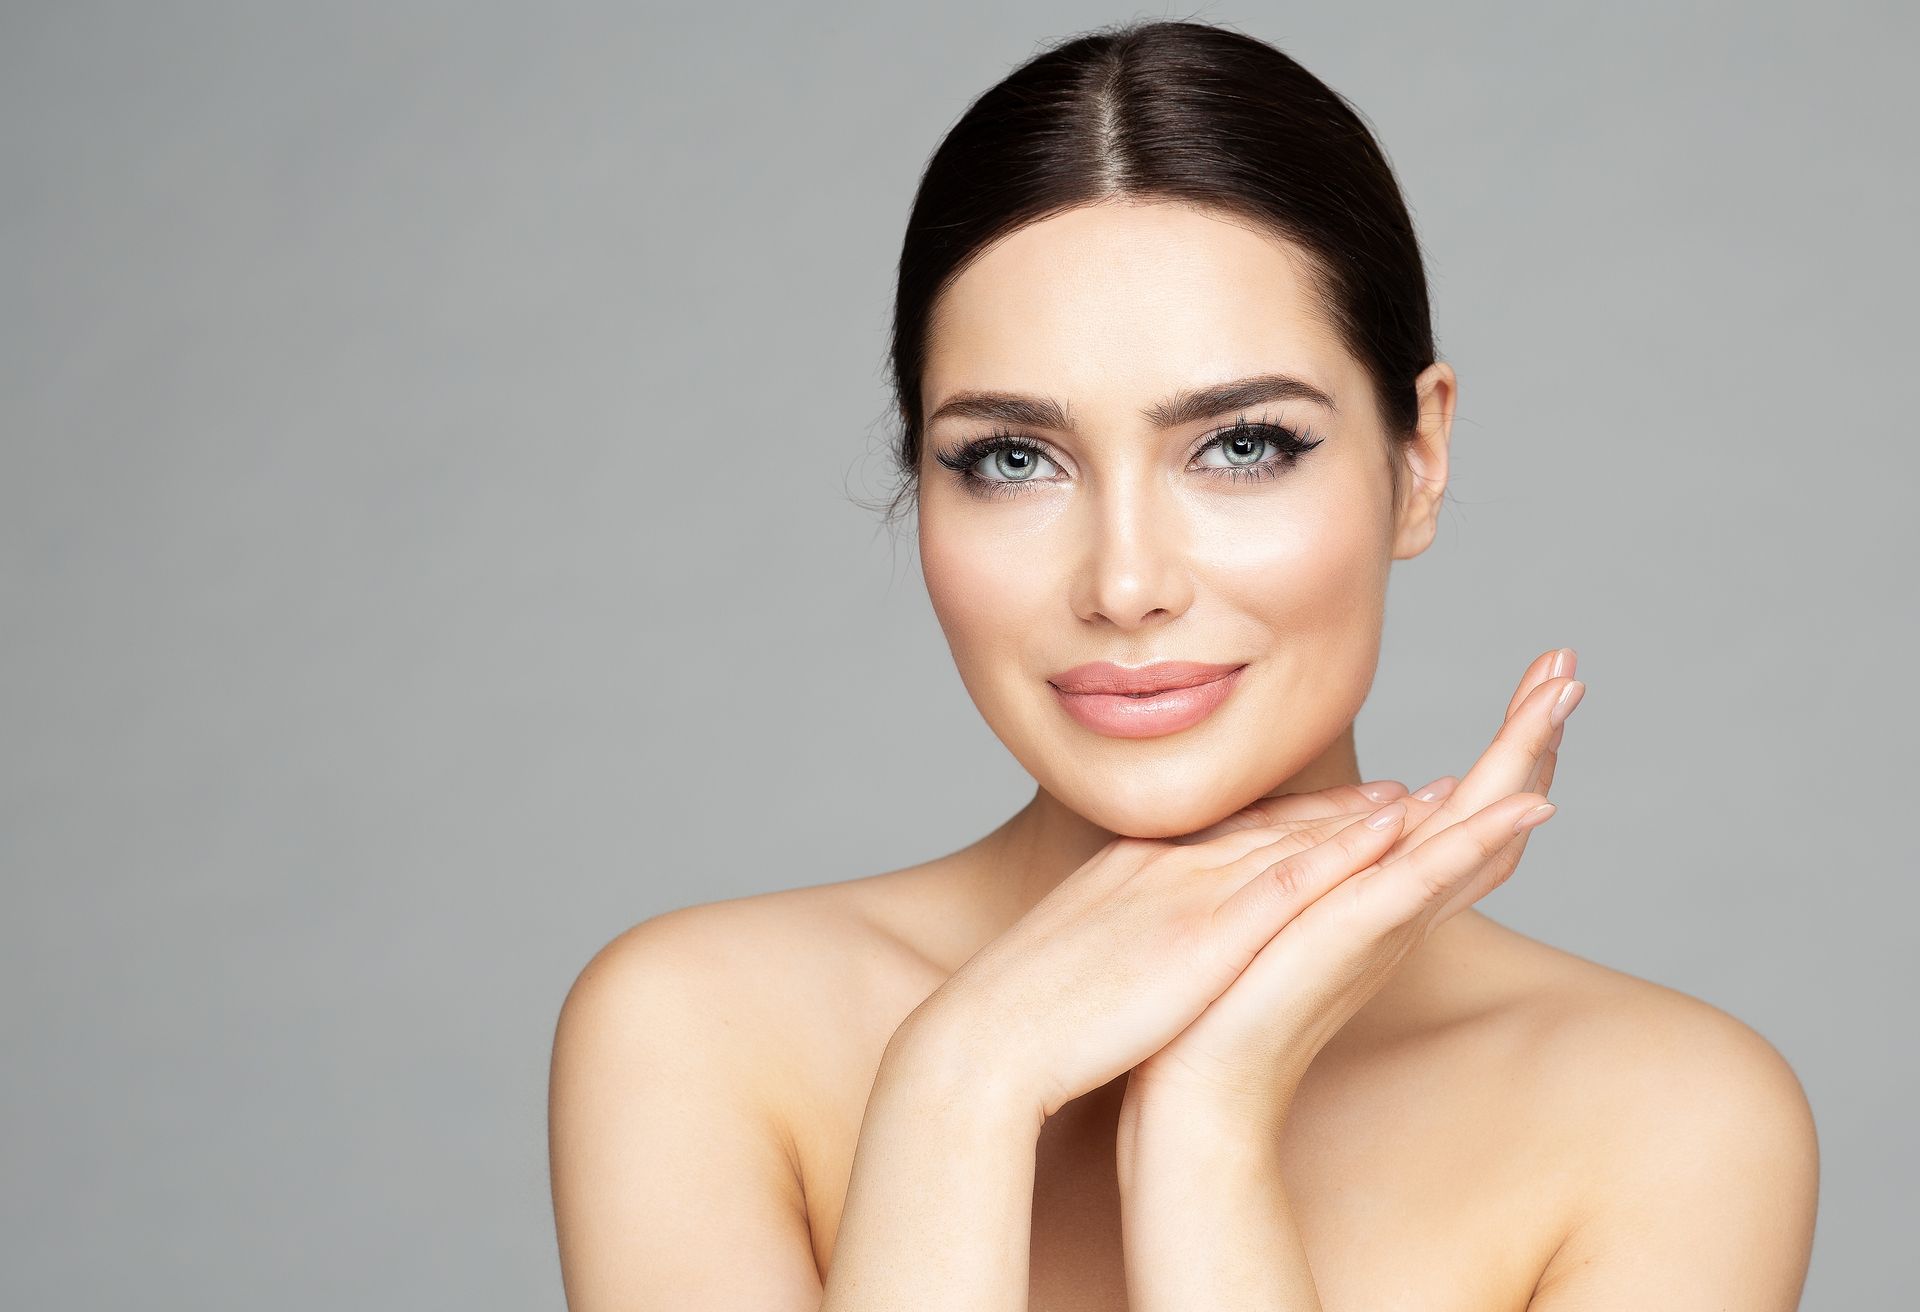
(919, 511, 1057, 719)
(1205, 490, 1391, 734)
(923, 526, 1022, 643)
(1213, 485, 1386, 615)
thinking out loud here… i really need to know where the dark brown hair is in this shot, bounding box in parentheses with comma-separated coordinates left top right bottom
(882, 18, 1439, 525)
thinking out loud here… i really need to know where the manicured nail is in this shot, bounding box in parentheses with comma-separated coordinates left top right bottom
(1548, 680, 1585, 729)
(1412, 777, 1454, 802)
(1365, 800, 1406, 830)
(1513, 802, 1556, 833)
(1358, 780, 1407, 801)
(1549, 648, 1576, 679)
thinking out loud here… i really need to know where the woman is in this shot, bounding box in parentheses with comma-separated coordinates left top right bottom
(549, 20, 1818, 1310)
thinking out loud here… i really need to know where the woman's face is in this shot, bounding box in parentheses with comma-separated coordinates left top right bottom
(915, 199, 1453, 839)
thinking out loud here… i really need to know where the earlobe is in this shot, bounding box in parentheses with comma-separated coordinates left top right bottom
(1390, 362, 1456, 560)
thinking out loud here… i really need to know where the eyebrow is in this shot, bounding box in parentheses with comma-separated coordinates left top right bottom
(925, 371, 1339, 432)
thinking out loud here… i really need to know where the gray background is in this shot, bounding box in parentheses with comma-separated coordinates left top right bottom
(4, 2, 1913, 1307)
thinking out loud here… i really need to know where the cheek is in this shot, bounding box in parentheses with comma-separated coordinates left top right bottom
(1187, 474, 1395, 777)
(917, 499, 1052, 690)
(1202, 482, 1391, 640)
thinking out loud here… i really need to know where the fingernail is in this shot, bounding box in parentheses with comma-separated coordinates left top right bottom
(1549, 648, 1575, 679)
(1412, 777, 1454, 802)
(1358, 780, 1407, 801)
(1365, 800, 1406, 830)
(1513, 802, 1556, 833)
(1548, 680, 1585, 729)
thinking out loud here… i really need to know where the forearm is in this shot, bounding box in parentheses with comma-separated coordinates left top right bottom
(819, 1018, 1045, 1311)
(1116, 1097, 1323, 1310)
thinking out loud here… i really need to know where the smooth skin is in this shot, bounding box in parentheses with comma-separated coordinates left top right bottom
(547, 200, 1818, 1310)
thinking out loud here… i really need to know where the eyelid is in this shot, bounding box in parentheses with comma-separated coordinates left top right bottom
(1193, 408, 1299, 441)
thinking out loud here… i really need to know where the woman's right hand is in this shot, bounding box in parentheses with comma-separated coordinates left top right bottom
(892, 779, 1453, 1122)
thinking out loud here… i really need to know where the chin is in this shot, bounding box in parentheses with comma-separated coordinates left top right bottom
(1051, 769, 1265, 841)
(1098, 809, 1226, 841)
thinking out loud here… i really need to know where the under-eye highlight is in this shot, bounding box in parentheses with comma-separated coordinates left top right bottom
(932, 413, 1325, 501)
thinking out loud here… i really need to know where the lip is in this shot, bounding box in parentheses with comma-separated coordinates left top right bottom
(1050, 660, 1246, 695)
(1048, 661, 1248, 739)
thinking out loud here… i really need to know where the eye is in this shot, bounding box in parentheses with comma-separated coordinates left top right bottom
(932, 430, 1065, 501)
(1190, 419, 1324, 484)
(931, 413, 1323, 501)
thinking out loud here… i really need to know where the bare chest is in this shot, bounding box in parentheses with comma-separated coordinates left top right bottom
(789, 1026, 1569, 1311)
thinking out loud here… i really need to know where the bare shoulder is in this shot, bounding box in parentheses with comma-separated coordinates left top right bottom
(1484, 923, 1815, 1139)
(1463, 920, 1820, 1308)
(546, 871, 937, 1308)
(563, 869, 914, 1055)
(573, 875, 890, 1002)
(559, 862, 953, 1100)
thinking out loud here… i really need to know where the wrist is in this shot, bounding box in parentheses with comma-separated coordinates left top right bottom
(1116, 1069, 1295, 1175)
(882, 1002, 1048, 1136)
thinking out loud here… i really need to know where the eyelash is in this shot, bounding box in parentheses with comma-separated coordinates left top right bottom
(932, 414, 1325, 501)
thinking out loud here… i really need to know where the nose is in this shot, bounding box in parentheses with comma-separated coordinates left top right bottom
(1067, 477, 1196, 629)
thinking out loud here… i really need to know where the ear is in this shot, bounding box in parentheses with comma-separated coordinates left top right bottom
(1390, 361, 1455, 560)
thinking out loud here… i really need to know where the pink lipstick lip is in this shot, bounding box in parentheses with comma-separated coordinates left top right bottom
(1048, 662, 1248, 739)
(1048, 660, 1246, 696)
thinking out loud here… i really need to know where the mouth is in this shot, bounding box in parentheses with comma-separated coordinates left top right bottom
(1048, 660, 1247, 696)
(1047, 661, 1248, 739)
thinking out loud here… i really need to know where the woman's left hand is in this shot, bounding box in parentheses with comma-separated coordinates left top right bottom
(1119, 647, 1584, 1128)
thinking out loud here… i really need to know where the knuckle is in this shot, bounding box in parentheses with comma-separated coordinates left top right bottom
(1263, 856, 1311, 902)
(1477, 819, 1518, 861)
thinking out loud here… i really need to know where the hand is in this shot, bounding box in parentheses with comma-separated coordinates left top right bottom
(891, 785, 1469, 1123)
(1117, 647, 1583, 1126)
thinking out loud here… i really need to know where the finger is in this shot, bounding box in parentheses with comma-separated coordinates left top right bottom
(1522, 717, 1564, 796)
(1342, 792, 1556, 936)
(1175, 777, 1409, 847)
(1504, 647, 1577, 721)
(1432, 733, 1563, 924)
(1184, 806, 1361, 868)
(1448, 647, 1573, 832)
(1394, 675, 1581, 859)
(1208, 799, 1412, 949)
(1193, 790, 1446, 868)
(1230, 778, 1410, 832)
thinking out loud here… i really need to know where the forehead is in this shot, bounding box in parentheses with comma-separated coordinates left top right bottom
(922, 200, 1354, 423)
